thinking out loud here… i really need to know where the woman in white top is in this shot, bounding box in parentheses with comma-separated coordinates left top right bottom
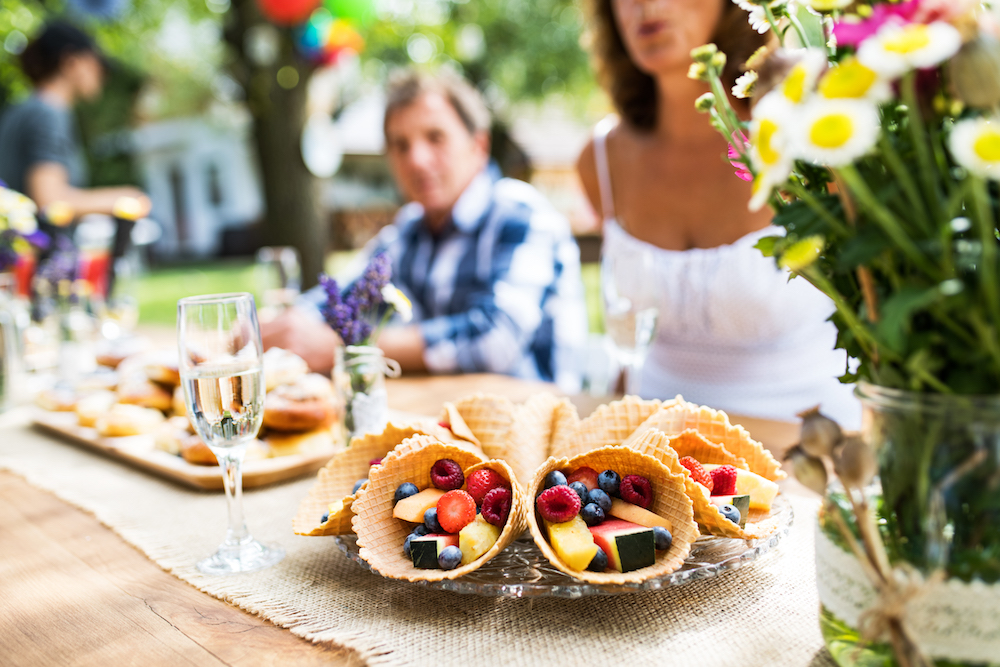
(577, 0, 859, 426)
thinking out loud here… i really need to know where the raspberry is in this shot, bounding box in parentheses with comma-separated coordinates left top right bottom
(536, 485, 581, 523)
(679, 456, 714, 493)
(369, 458, 383, 467)
(710, 465, 738, 496)
(438, 421, 451, 430)
(436, 490, 477, 533)
(619, 475, 653, 509)
(466, 468, 509, 505)
(430, 459, 464, 490)
(481, 486, 512, 526)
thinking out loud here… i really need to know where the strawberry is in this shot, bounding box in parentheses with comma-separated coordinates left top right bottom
(710, 465, 738, 496)
(436, 490, 477, 533)
(619, 475, 653, 509)
(430, 459, 464, 490)
(566, 466, 600, 491)
(535, 485, 581, 523)
(679, 456, 714, 493)
(481, 486, 512, 526)
(369, 458, 383, 467)
(466, 468, 509, 505)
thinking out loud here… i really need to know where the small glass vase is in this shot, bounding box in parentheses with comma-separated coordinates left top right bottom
(816, 382, 1000, 667)
(333, 345, 396, 439)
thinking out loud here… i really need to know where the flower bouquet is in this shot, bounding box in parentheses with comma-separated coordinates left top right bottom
(693, 1, 1000, 665)
(319, 252, 412, 438)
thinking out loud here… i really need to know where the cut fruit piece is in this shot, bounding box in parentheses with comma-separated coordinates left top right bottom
(410, 534, 460, 569)
(392, 488, 446, 523)
(589, 519, 656, 573)
(703, 465, 779, 511)
(608, 498, 672, 531)
(708, 494, 751, 528)
(459, 515, 501, 565)
(544, 515, 599, 571)
(566, 466, 600, 491)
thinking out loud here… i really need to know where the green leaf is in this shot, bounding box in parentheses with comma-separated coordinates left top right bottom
(793, 3, 826, 49)
(754, 235, 781, 257)
(876, 286, 944, 354)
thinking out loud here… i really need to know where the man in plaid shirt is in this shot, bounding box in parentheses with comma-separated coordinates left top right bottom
(263, 69, 587, 390)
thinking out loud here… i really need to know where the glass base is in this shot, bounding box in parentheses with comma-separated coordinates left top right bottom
(197, 538, 284, 575)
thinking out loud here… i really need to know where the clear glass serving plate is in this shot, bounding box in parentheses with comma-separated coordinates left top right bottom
(334, 494, 793, 598)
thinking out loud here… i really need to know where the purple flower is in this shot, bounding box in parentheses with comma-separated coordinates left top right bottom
(348, 252, 391, 311)
(0, 231, 18, 272)
(36, 235, 78, 285)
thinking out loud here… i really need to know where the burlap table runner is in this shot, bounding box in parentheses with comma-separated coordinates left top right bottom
(0, 407, 836, 667)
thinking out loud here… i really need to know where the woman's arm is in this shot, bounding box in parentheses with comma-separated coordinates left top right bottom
(575, 138, 604, 217)
(26, 162, 151, 217)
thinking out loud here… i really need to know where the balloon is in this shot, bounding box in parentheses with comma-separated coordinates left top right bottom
(294, 9, 364, 64)
(257, 0, 322, 26)
(323, 0, 373, 27)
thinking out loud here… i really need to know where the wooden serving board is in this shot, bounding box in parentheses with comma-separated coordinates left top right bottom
(32, 410, 338, 491)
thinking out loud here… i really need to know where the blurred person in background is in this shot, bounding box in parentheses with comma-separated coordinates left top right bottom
(0, 21, 151, 218)
(576, 0, 858, 425)
(263, 68, 588, 391)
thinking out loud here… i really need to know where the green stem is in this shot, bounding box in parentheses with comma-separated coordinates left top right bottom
(970, 177, 1000, 331)
(928, 305, 980, 348)
(763, 4, 785, 46)
(784, 180, 851, 237)
(901, 72, 943, 218)
(708, 75, 744, 148)
(799, 267, 895, 362)
(878, 134, 933, 234)
(786, 11, 810, 49)
(837, 166, 941, 279)
(969, 312, 1000, 377)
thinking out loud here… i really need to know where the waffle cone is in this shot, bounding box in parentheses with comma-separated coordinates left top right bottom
(448, 394, 515, 459)
(558, 395, 664, 459)
(352, 435, 533, 582)
(661, 429, 749, 470)
(526, 445, 698, 584)
(624, 401, 785, 481)
(548, 398, 580, 459)
(500, 392, 561, 486)
(293, 422, 472, 536)
(629, 428, 783, 539)
(440, 402, 481, 448)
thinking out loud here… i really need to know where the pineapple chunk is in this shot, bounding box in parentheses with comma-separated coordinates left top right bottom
(544, 515, 598, 571)
(459, 515, 501, 565)
(703, 465, 779, 511)
(392, 488, 446, 522)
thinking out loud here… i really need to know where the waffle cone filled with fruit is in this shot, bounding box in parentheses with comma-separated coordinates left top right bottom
(555, 396, 667, 460)
(629, 428, 783, 540)
(293, 422, 461, 537)
(352, 435, 532, 582)
(526, 445, 698, 585)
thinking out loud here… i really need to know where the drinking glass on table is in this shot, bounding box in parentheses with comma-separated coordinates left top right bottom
(254, 246, 301, 321)
(601, 250, 659, 396)
(177, 292, 284, 575)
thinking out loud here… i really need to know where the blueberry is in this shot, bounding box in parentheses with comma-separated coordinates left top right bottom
(598, 470, 621, 497)
(580, 503, 605, 526)
(438, 545, 463, 570)
(424, 507, 443, 534)
(587, 488, 612, 513)
(393, 482, 419, 504)
(544, 471, 568, 489)
(653, 526, 673, 551)
(569, 481, 589, 505)
(352, 479, 367, 494)
(403, 533, 415, 558)
(720, 504, 741, 525)
(320, 512, 329, 524)
(412, 524, 429, 537)
(587, 546, 608, 572)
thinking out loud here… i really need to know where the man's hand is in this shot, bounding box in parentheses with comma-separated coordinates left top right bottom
(377, 325, 427, 372)
(260, 307, 339, 374)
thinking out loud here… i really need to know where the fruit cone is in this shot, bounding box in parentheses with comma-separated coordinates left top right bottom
(526, 445, 699, 585)
(447, 394, 516, 458)
(660, 429, 749, 470)
(439, 402, 481, 448)
(293, 422, 468, 536)
(352, 435, 530, 582)
(548, 398, 580, 459)
(501, 392, 562, 487)
(623, 401, 785, 481)
(629, 428, 784, 539)
(557, 395, 665, 459)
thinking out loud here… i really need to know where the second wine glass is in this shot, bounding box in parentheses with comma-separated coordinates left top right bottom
(601, 250, 659, 396)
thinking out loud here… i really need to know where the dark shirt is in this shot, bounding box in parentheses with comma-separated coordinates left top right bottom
(0, 94, 85, 195)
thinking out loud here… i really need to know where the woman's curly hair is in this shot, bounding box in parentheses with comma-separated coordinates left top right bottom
(587, 1, 769, 131)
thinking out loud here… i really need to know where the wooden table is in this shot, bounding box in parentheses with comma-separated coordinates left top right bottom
(0, 374, 800, 667)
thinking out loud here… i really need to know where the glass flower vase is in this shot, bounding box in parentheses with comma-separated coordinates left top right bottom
(816, 382, 1000, 667)
(333, 345, 391, 439)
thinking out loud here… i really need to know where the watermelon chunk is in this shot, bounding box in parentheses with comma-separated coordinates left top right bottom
(409, 534, 460, 569)
(589, 519, 655, 573)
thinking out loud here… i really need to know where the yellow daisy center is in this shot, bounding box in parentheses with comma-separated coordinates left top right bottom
(819, 60, 877, 99)
(810, 113, 854, 149)
(883, 25, 931, 55)
(755, 119, 782, 166)
(973, 129, 1000, 163)
(782, 64, 808, 104)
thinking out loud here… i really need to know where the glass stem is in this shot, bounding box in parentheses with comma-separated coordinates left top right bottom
(217, 446, 250, 547)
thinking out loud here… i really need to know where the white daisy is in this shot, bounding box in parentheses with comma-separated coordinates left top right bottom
(6, 209, 37, 235)
(948, 116, 1000, 180)
(381, 284, 413, 322)
(816, 57, 892, 103)
(733, 70, 759, 99)
(791, 98, 881, 167)
(748, 91, 796, 211)
(778, 48, 827, 105)
(0, 187, 36, 218)
(857, 21, 962, 79)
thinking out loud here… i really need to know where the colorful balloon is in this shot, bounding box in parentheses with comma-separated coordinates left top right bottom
(323, 0, 373, 27)
(294, 8, 364, 64)
(257, 0, 322, 26)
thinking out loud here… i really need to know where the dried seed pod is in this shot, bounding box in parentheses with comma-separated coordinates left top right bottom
(798, 406, 843, 459)
(834, 436, 878, 489)
(948, 36, 1000, 109)
(786, 445, 828, 495)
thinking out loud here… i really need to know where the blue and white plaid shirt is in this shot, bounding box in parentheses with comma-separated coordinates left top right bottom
(332, 169, 588, 391)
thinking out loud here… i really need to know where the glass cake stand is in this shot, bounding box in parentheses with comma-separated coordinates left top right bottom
(334, 494, 793, 598)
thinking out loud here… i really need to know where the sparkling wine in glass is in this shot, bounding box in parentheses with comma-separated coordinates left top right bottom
(178, 292, 284, 575)
(601, 250, 659, 396)
(254, 246, 301, 321)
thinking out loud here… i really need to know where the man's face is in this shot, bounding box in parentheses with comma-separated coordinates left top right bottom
(385, 91, 489, 224)
(65, 52, 104, 101)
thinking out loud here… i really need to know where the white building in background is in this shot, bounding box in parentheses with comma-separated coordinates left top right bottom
(130, 116, 263, 257)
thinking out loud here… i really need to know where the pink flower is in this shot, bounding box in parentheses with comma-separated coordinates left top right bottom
(728, 132, 752, 182)
(832, 0, 920, 48)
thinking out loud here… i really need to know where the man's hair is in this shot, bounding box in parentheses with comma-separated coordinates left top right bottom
(383, 68, 491, 137)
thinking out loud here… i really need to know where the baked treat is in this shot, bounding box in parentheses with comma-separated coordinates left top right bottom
(75, 391, 118, 428)
(181, 435, 268, 466)
(154, 416, 193, 455)
(140, 351, 181, 387)
(262, 347, 309, 391)
(171, 385, 187, 418)
(265, 427, 341, 458)
(117, 376, 173, 412)
(262, 373, 341, 432)
(95, 404, 165, 437)
(36, 387, 80, 412)
(95, 337, 151, 369)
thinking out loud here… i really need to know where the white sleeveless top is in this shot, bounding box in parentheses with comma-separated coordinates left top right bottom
(594, 117, 860, 427)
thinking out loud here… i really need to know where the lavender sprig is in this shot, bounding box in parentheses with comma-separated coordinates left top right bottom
(318, 253, 393, 346)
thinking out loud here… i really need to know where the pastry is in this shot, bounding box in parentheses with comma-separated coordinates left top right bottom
(264, 427, 341, 457)
(36, 387, 80, 412)
(172, 385, 186, 418)
(179, 434, 269, 466)
(144, 352, 181, 387)
(262, 347, 309, 391)
(95, 404, 165, 437)
(74, 391, 118, 428)
(154, 416, 193, 455)
(262, 373, 341, 432)
(117, 376, 173, 413)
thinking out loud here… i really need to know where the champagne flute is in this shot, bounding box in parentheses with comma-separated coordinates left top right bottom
(601, 250, 659, 396)
(178, 292, 284, 575)
(254, 246, 301, 321)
